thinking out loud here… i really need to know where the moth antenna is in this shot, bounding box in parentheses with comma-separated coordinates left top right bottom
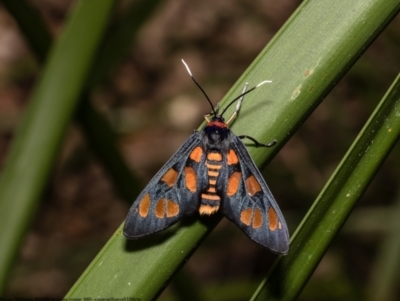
(256, 80, 272, 88)
(220, 80, 272, 117)
(181, 59, 216, 116)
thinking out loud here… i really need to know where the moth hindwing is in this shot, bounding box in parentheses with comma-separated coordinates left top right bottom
(124, 61, 289, 254)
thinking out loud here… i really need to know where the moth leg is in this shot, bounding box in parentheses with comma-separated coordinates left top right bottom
(238, 135, 277, 147)
(204, 114, 212, 123)
(226, 83, 249, 125)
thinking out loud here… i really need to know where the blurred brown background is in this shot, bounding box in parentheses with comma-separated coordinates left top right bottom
(0, 0, 399, 299)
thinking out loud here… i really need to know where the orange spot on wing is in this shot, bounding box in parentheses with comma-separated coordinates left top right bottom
(246, 175, 262, 196)
(227, 171, 241, 196)
(184, 166, 197, 192)
(190, 146, 203, 163)
(227, 149, 239, 165)
(155, 199, 165, 218)
(252, 208, 263, 228)
(166, 200, 179, 217)
(240, 208, 263, 228)
(268, 207, 278, 231)
(161, 168, 178, 187)
(199, 205, 219, 215)
(207, 152, 222, 161)
(240, 208, 253, 226)
(201, 193, 220, 201)
(139, 193, 151, 217)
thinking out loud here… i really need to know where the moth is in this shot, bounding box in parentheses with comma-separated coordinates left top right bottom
(124, 60, 289, 254)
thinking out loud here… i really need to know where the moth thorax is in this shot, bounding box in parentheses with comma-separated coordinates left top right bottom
(203, 125, 230, 152)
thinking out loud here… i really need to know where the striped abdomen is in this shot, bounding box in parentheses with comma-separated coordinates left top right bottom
(199, 151, 222, 215)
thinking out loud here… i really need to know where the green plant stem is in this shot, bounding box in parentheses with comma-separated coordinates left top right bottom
(2, 0, 161, 203)
(0, 0, 115, 293)
(251, 73, 400, 301)
(367, 183, 400, 301)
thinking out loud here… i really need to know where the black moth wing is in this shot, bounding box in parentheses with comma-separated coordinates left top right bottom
(124, 131, 208, 239)
(220, 134, 289, 254)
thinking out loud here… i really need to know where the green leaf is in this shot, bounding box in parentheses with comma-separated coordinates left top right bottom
(0, 0, 115, 293)
(366, 150, 400, 301)
(2, 0, 162, 204)
(251, 72, 400, 300)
